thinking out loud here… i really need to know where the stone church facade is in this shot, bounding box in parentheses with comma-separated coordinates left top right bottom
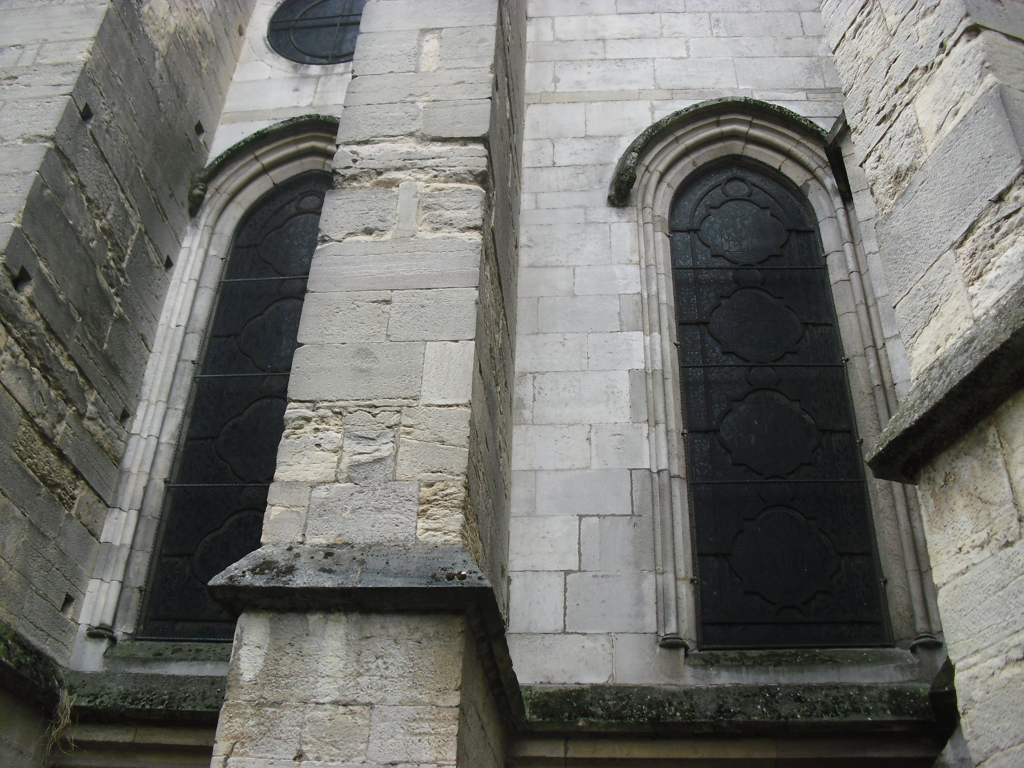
(0, 0, 1021, 766)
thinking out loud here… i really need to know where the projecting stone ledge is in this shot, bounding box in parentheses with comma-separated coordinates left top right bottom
(868, 276, 1024, 484)
(521, 682, 946, 738)
(209, 542, 495, 615)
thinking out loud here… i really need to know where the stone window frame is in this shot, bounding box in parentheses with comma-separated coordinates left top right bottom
(74, 120, 338, 653)
(612, 100, 941, 652)
(256, 0, 358, 77)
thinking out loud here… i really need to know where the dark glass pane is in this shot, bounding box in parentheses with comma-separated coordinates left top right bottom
(672, 158, 888, 649)
(140, 171, 331, 641)
(268, 0, 367, 65)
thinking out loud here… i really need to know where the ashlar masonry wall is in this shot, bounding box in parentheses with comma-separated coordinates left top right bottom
(211, 1, 520, 764)
(822, 1, 1024, 765)
(0, 0, 250, 672)
(508, 0, 852, 686)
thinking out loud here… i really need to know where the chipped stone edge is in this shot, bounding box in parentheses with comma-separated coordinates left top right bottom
(607, 97, 829, 207)
(867, 275, 1024, 484)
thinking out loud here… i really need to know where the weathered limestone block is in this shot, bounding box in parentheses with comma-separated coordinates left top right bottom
(211, 611, 484, 768)
(275, 406, 344, 484)
(289, 342, 424, 402)
(297, 290, 392, 344)
(307, 482, 419, 545)
(317, 188, 399, 240)
(339, 408, 399, 486)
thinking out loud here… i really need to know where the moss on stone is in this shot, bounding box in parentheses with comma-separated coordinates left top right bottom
(521, 682, 936, 735)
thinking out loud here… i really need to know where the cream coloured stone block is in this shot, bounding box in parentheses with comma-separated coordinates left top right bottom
(507, 633, 613, 684)
(421, 341, 475, 405)
(655, 57, 738, 89)
(512, 424, 591, 470)
(584, 100, 654, 137)
(587, 331, 644, 370)
(509, 570, 564, 633)
(519, 266, 574, 297)
(537, 295, 620, 333)
(531, 370, 632, 424)
(581, 515, 654, 572)
(318, 188, 398, 240)
(919, 423, 1022, 590)
(553, 13, 661, 40)
(565, 572, 657, 633)
(508, 515, 578, 571)
(367, 706, 460, 764)
(554, 59, 656, 91)
(525, 102, 585, 139)
(521, 223, 612, 267)
(396, 438, 469, 479)
(592, 422, 649, 469)
(535, 468, 632, 516)
(515, 333, 587, 372)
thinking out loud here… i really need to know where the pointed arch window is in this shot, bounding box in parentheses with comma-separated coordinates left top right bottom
(671, 158, 888, 649)
(139, 170, 331, 640)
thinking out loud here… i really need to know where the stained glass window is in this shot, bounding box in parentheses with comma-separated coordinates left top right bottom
(671, 158, 888, 649)
(140, 171, 330, 640)
(268, 0, 366, 65)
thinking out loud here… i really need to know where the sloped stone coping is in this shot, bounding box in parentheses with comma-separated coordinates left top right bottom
(868, 276, 1024, 483)
(607, 98, 827, 207)
(209, 542, 527, 726)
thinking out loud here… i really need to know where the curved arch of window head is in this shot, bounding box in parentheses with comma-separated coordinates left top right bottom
(76, 118, 337, 645)
(615, 99, 941, 652)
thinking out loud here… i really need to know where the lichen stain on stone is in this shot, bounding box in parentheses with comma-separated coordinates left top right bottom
(248, 560, 297, 579)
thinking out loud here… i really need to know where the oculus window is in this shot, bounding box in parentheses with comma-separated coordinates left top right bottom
(268, 0, 367, 65)
(671, 158, 889, 649)
(140, 171, 331, 640)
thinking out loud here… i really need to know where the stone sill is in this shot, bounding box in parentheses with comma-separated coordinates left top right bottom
(104, 640, 232, 664)
(685, 647, 913, 669)
(519, 682, 944, 738)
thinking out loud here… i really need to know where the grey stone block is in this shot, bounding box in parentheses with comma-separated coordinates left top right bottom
(308, 237, 482, 292)
(319, 188, 398, 240)
(55, 411, 116, 504)
(565, 572, 656, 633)
(352, 30, 420, 76)
(534, 469, 632, 517)
(423, 99, 492, 139)
(388, 288, 478, 342)
(359, 0, 498, 32)
(337, 103, 422, 143)
(297, 291, 392, 344)
(290, 342, 424, 401)
(345, 70, 493, 107)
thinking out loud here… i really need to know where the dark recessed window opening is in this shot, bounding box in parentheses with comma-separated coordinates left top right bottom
(268, 0, 367, 65)
(671, 157, 889, 650)
(139, 170, 331, 641)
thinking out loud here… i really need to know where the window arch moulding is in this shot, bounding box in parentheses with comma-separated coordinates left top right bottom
(609, 99, 942, 653)
(73, 116, 339, 660)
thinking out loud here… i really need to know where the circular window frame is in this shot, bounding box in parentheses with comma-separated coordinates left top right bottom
(267, 0, 366, 66)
